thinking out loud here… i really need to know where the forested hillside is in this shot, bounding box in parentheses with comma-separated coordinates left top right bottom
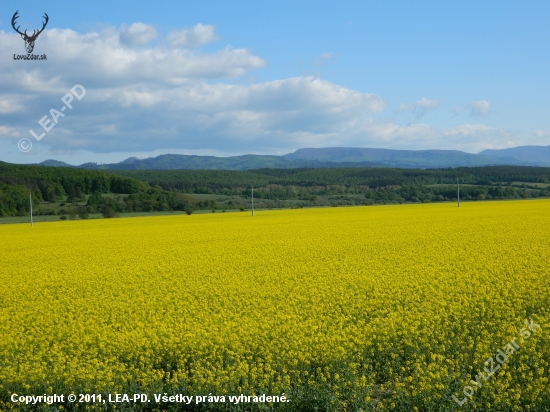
(115, 165, 550, 208)
(0, 162, 148, 216)
(1, 162, 549, 218)
(0, 161, 147, 195)
(116, 165, 550, 188)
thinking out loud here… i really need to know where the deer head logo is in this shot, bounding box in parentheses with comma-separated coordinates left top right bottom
(11, 11, 49, 54)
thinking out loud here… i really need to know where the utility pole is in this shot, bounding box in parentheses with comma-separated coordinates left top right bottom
(29, 192, 33, 226)
(251, 185, 254, 216)
(457, 177, 460, 208)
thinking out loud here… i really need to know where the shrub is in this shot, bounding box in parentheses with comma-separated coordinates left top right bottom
(102, 207, 115, 218)
(68, 207, 78, 220)
(35, 207, 57, 216)
(78, 207, 89, 219)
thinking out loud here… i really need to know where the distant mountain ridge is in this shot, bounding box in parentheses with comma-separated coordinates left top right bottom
(285, 147, 514, 167)
(37, 159, 74, 167)
(479, 145, 550, 164)
(30, 145, 550, 170)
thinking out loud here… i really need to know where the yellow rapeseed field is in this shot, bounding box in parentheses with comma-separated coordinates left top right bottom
(0, 200, 549, 411)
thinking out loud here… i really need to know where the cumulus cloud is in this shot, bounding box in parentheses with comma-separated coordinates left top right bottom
(533, 129, 550, 138)
(470, 100, 491, 117)
(0, 23, 520, 160)
(167, 24, 218, 47)
(397, 98, 443, 119)
(0, 29, 266, 89)
(28, 76, 385, 153)
(0, 24, 387, 156)
(119, 23, 157, 46)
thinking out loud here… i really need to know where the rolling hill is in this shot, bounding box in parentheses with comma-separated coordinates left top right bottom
(27, 145, 550, 170)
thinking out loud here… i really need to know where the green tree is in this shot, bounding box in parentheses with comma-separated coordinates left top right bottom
(67, 207, 77, 220)
(77, 206, 89, 219)
(102, 207, 115, 218)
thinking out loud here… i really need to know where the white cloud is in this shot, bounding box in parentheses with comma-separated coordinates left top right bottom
(119, 23, 157, 46)
(0, 24, 530, 161)
(46, 76, 386, 153)
(470, 100, 491, 117)
(0, 23, 385, 156)
(533, 129, 550, 138)
(0, 28, 265, 91)
(354, 121, 515, 153)
(0, 96, 26, 114)
(397, 98, 443, 118)
(0, 125, 21, 138)
(167, 24, 218, 47)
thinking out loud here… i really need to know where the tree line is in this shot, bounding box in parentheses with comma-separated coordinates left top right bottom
(1, 163, 549, 217)
(114, 165, 550, 193)
(112, 165, 550, 206)
(0, 162, 147, 216)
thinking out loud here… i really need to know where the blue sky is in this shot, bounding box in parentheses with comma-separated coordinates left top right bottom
(1, 0, 550, 164)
